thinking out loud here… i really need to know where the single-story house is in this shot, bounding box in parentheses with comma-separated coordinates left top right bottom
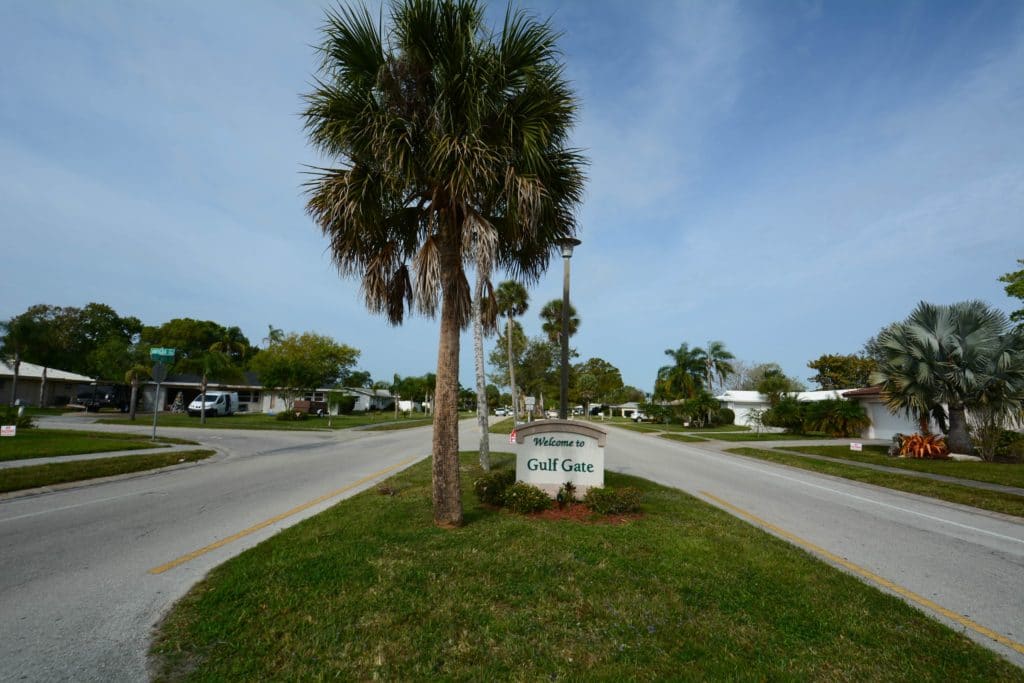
(0, 360, 95, 407)
(140, 371, 266, 413)
(344, 387, 394, 412)
(841, 386, 936, 440)
(714, 389, 853, 428)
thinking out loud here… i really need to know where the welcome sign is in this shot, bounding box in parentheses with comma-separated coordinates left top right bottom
(515, 420, 607, 496)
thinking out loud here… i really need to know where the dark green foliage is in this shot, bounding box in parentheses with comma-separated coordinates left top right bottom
(335, 395, 357, 415)
(556, 481, 577, 507)
(995, 430, 1024, 462)
(583, 486, 642, 515)
(275, 410, 307, 422)
(502, 481, 552, 514)
(473, 468, 515, 506)
(0, 407, 36, 429)
(717, 407, 735, 426)
(763, 395, 806, 433)
(803, 399, 870, 437)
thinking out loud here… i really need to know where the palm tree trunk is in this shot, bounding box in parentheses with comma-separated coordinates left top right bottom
(472, 271, 490, 470)
(9, 355, 19, 406)
(947, 405, 972, 454)
(38, 366, 48, 408)
(432, 265, 464, 528)
(507, 314, 518, 424)
(200, 374, 208, 425)
(129, 378, 139, 421)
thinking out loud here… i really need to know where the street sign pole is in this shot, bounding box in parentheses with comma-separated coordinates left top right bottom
(149, 348, 175, 441)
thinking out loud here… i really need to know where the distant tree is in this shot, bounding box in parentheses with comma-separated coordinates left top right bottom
(123, 364, 151, 421)
(756, 367, 797, 407)
(575, 373, 598, 417)
(209, 326, 251, 365)
(495, 281, 530, 422)
(263, 324, 284, 348)
(807, 353, 877, 390)
(143, 318, 251, 368)
(698, 341, 735, 394)
(610, 385, 645, 404)
(573, 357, 624, 405)
(999, 258, 1024, 327)
(0, 313, 40, 406)
(346, 370, 373, 389)
(250, 332, 360, 413)
(485, 384, 500, 409)
(487, 320, 527, 388)
(655, 343, 705, 400)
(539, 299, 580, 344)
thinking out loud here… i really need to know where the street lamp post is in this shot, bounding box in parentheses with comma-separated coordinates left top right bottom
(558, 238, 581, 419)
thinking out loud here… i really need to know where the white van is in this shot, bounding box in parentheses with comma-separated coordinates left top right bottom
(188, 391, 238, 417)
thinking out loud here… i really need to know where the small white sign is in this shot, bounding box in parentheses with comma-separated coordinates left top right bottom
(850, 442, 862, 452)
(1, 425, 16, 437)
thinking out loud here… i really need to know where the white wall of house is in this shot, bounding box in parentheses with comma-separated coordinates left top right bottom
(847, 396, 935, 440)
(716, 390, 852, 427)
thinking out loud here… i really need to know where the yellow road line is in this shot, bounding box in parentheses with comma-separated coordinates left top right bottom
(149, 458, 417, 575)
(699, 490, 1024, 657)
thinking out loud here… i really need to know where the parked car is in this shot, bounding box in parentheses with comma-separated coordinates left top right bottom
(188, 391, 239, 417)
(632, 411, 652, 423)
(76, 385, 130, 413)
(545, 409, 558, 419)
(494, 408, 509, 417)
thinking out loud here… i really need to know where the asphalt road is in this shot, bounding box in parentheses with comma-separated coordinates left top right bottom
(0, 417, 443, 682)
(602, 425, 1024, 669)
(2, 419, 1022, 679)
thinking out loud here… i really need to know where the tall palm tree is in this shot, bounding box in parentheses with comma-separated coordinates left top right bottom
(539, 299, 580, 344)
(263, 325, 284, 348)
(872, 300, 1024, 454)
(655, 343, 705, 400)
(303, 0, 585, 526)
(495, 280, 530, 424)
(210, 326, 250, 365)
(696, 340, 735, 395)
(1, 316, 35, 407)
(472, 269, 498, 469)
(123, 364, 150, 421)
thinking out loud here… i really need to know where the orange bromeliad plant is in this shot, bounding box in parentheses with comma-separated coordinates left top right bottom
(899, 433, 949, 459)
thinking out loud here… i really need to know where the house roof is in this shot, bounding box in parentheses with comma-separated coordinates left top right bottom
(842, 385, 883, 398)
(0, 360, 94, 383)
(715, 389, 855, 404)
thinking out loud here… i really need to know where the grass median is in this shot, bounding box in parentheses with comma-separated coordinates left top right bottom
(0, 429, 193, 462)
(150, 452, 1019, 681)
(97, 412, 427, 431)
(726, 448, 1024, 518)
(783, 445, 1024, 489)
(0, 449, 216, 493)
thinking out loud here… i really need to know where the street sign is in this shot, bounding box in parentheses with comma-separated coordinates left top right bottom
(152, 362, 168, 383)
(150, 347, 176, 363)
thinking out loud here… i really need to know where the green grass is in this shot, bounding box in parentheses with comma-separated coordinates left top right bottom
(781, 445, 1024, 489)
(705, 431, 833, 442)
(362, 418, 433, 431)
(0, 429, 187, 462)
(97, 412, 430, 431)
(726, 448, 1024, 518)
(0, 450, 215, 493)
(660, 433, 709, 443)
(150, 452, 1019, 681)
(488, 417, 515, 434)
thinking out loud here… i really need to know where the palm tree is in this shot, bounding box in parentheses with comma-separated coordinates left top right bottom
(655, 343, 705, 400)
(303, 1, 585, 527)
(495, 280, 530, 424)
(123, 364, 151, 421)
(472, 270, 498, 469)
(1, 316, 35, 407)
(697, 340, 735, 394)
(210, 326, 250, 364)
(539, 299, 580, 344)
(263, 325, 284, 348)
(872, 300, 1024, 454)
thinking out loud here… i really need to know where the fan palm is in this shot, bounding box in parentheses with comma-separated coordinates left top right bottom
(872, 300, 1024, 454)
(539, 299, 579, 344)
(495, 280, 530, 423)
(303, 0, 585, 526)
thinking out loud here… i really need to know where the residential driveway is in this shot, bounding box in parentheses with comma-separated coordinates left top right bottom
(0, 417, 456, 682)
(601, 425, 1024, 668)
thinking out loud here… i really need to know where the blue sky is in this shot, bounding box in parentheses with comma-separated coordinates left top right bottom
(2, 0, 1022, 392)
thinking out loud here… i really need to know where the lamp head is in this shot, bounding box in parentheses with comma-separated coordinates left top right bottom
(558, 237, 582, 258)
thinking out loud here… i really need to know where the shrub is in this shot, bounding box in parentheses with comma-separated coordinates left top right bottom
(334, 395, 357, 415)
(502, 482, 552, 514)
(716, 407, 735, 426)
(556, 481, 577, 508)
(804, 399, 870, 437)
(995, 430, 1024, 463)
(1, 406, 36, 430)
(899, 433, 949, 459)
(583, 486, 642, 515)
(763, 395, 805, 433)
(473, 468, 515, 506)
(275, 410, 307, 422)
